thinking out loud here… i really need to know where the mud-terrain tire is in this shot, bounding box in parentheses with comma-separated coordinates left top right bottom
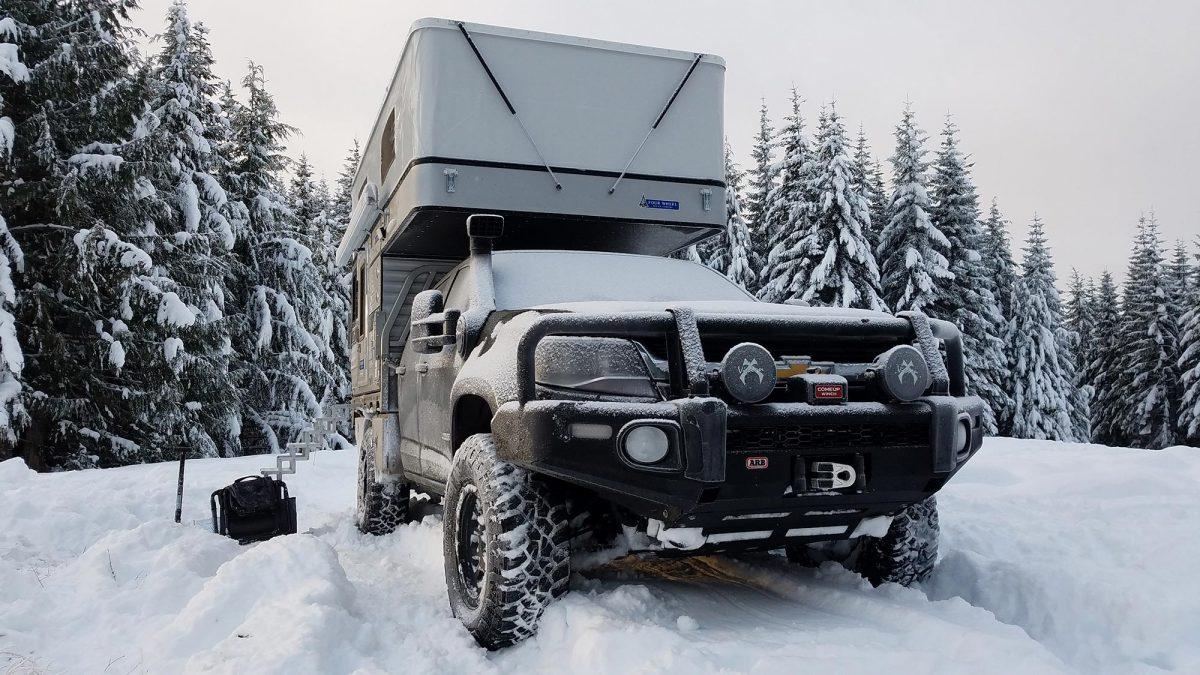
(443, 433, 570, 650)
(853, 495, 940, 587)
(355, 420, 410, 535)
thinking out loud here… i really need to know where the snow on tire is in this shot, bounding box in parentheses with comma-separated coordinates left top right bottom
(355, 420, 410, 536)
(443, 433, 570, 650)
(854, 495, 940, 587)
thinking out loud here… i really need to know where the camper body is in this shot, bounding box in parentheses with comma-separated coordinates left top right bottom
(343, 19, 986, 651)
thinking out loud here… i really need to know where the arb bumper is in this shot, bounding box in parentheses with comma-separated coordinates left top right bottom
(493, 394, 985, 549)
(490, 308, 987, 550)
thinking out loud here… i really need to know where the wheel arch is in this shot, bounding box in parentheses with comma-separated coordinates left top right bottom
(452, 393, 494, 452)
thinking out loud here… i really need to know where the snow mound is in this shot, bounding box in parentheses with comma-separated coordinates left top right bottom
(158, 534, 361, 673)
(0, 439, 1197, 674)
(0, 455, 33, 482)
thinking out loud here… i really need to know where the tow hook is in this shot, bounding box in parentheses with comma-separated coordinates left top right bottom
(809, 460, 859, 491)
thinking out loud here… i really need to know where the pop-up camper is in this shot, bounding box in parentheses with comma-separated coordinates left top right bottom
(342, 18, 726, 413)
(343, 18, 984, 651)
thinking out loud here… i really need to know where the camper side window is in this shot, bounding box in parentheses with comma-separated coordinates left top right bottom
(350, 266, 359, 333)
(380, 111, 396, 178)
(357, 264, 367, 336)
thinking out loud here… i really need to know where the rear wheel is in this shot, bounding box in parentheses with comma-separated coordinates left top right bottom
(355, 419, 410, 535)
(443, 433, 570, 650)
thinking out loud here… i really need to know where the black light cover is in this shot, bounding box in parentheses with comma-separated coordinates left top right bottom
(720, 342, 777, 403)
(874, 344, 931, 402)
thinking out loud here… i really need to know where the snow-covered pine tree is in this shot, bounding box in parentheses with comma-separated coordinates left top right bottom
(877, 104, 951, 313)
(1085, 271, 1125, 445)
(757, 106, 819, 304)
(225, 63, 331, 453)
(1166, 240, 1192, 312)
(1065, 271, 1095, 354)
(691, 139, 742, 272)
(289, 157, 346, 439)
(927, 117, 1010, 433)
(979, 199, 1019, 434)
(321, 142, 358, 432)
(743, 100, 775, 290)
(1117, 215, 1180, 449)
(1060, 270, 1095, 439)
(851, 126, 884, 253)
(1178, 237, 1200, 444)
(1010, 216, 1077, 441)
(761, 103, 883, 309)
(3, 0, 183, 468)
(758, 89, 810, 300)
(126, 1, 242, 458)
(0, 2, 30, 451)
(982, 199, 1018, 323)
(721, 140, 755, 290)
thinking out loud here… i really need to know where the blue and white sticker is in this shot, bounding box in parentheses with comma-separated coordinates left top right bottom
(640, 195, 680, 210)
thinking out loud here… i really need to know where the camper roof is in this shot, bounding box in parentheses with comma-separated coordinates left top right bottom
(338, 18, 727, 265)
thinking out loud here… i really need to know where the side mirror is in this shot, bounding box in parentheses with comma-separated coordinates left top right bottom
(411, 289, 458, 354)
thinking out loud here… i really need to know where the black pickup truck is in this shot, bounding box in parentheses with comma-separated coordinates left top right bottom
(356, 215, 985, 649)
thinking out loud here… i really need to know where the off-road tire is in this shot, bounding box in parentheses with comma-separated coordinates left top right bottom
(443, 433, 570, 650)
(853, 495, 940, 587)
(355, 420, 410, 535)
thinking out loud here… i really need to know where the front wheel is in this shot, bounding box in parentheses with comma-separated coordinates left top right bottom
(854, 495, 939, 586)
(785, 495, 940, 587)
(443, 434, 570, 650)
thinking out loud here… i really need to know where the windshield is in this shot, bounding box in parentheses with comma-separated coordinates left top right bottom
(490, 250, 754, 309)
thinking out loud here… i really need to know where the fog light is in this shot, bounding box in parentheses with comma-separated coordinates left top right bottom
(570, 423, 612, 440)
(623, 425, 670, 464)
(954, 418, 971, 454)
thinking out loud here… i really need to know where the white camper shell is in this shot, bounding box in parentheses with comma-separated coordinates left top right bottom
(345, 18, 727, 405)
(338, 18, 726, 265)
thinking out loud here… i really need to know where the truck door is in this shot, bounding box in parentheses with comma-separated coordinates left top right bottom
(418, 264, 473, 483)
(393, 266, 449, 479)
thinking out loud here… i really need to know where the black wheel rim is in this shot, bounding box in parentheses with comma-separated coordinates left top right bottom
(455, 486, 486, 607)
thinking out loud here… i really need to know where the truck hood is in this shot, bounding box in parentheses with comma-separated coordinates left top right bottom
(529, 300, 894, 320)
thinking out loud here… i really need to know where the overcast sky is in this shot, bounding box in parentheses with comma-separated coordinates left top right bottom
(130, 0, 1199, 282)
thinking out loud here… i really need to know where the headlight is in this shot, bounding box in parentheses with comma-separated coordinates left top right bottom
(622, 425, 670, 464)
(535, 337, 660, 399)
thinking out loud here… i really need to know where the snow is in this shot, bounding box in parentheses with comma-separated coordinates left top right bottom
(107, 340, 125, 370)
(67, 152, 124, 175)
(1, 438, 1197, 674)
(163, 336, 184, 361)
(0, 43, 29, 83)
(0, 116, 14, 159)
(157, 291, 197, 328)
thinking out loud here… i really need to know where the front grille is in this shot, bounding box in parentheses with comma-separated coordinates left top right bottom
(727, 423, 928, 453)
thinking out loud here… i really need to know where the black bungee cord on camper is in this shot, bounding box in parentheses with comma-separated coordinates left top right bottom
(456, 21, 563, 191)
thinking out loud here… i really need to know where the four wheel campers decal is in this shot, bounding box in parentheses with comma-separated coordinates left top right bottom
(640, 195, 680, 210)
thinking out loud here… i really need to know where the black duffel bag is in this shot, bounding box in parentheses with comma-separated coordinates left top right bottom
(211, 475, 297, 544)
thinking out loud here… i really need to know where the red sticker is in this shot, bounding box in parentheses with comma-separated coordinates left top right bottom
(745, 456, 769, 470)
(814, 384, 845, 400)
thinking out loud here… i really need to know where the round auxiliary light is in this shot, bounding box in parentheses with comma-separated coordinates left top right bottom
(873, 345, 931, 402)
(720, 342, 777, 404)
(623, 425, 670, 464)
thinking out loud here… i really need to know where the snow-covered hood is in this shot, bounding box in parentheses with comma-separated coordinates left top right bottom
(528, 300, 896, 321)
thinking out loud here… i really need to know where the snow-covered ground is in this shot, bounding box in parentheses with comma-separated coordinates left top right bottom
(1, 438, 1196, 674)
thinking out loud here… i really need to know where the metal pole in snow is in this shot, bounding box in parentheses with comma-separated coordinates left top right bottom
(175, 449, 186, 524)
